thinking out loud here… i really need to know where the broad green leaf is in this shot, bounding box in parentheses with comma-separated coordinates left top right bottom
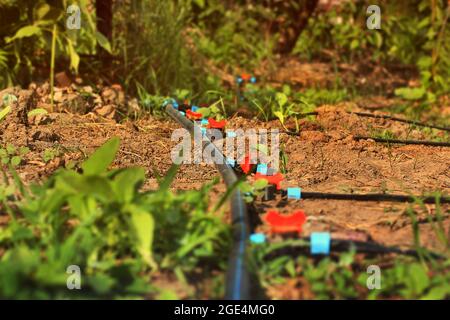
(6, 25, 41, 43)
(407, 263, 429, 296)
(2, 93, 17, 106)
(394, 87, 426, 101)
(6, 144, 15, 155)
(421, 285, 450, 300)
(88, 274, 116, 294)
(197, 107, 211, 117)
(95, 31, 112, 53)
(35, 3, 50, 19)
(273, 111, 285, 124)
(19, 147, 30, 155)
(55, 173, 113, 202)
(275, 92, 288, 107)
(417, 56, 432, 69)
(112, 167, 145, 203)
(210, 104, 220, 114)
(193, 0, 205, 8)
(81, 137, 120, 175)
(253, 179, 268, 190)
(10, 156, 21, 167)
(128, 205, 156, 269)
(27, 108, 48, 117)
(350, 39, 359, 49)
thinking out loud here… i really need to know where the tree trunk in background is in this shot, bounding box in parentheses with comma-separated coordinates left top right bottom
(269, 0, 319, 55)
(96, 0, 113, 68)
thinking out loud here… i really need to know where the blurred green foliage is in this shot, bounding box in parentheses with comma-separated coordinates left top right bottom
(0, 138, 231, 298)
(295, 0, 450, 96)
(0, 0, 448, 101)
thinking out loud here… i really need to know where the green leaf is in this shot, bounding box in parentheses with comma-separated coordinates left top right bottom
(417, 56, 432, 70)
(6, 25, 41, 43)
(273, 111, 285, 125)
(128, 205, 156, 269)
(407, 263, 429, 296)
(81, 137, 120, 175)
(56, 173, 113, 202)
(421, 285, 450, 300)
(193, 0, 205, 8)
(158, 164, 179, 191)
(197, 107, 211, 118)
(253, 179, 268, 190)
(275, 92, 288, 107)
(374, 32, 383, 48)
(95, 31, 112, 53)
(10, 156, 21, 167)
(27, 108, 48, 117)
(6, 144, 16, 155)
(112, 167, 145, 203)
(394, 87, 426, 101)
(2, 93, 17, 106)
(88, 274, 116, 294)
(67, 39, 80, 72)
(0, 106, 11, 122)
(35, 3, 50, 19)
(19, 147, 30, 155)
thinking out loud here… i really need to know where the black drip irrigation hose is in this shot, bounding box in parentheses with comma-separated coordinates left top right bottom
(165, 105, 251, 300)
(296, 111, 450, 132)
(350, 111, 450, 132)
(354, 136, 450, 147)
(280, 191, 450, 204)
(264, 238, 446, 261)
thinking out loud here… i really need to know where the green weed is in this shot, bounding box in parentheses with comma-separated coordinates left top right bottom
(0, 137, 231, 299)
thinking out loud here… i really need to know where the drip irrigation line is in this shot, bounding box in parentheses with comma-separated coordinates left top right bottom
(354, 136, 450, 147)
(297, 111, 450, 132)
(165, 104, 251, 300)
(281, 191, 450, 204)
(264, 238, 446, 261)
(350, 112, 450, 132)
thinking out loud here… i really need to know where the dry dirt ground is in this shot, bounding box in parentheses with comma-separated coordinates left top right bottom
(1, 71, 449, 298)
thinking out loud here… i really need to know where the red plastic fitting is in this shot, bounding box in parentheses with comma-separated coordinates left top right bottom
(263, 210, 306, 235)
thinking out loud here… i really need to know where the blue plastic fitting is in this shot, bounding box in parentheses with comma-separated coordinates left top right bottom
(256, 164, 268, 175)
(250, 233, 266, 244)
(226, 158, 236, 167)
(287, 187, 302, 200)
(310, 232, 331, 255)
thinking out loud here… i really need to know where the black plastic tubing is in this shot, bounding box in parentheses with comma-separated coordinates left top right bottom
(165, 104, 250, 300)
